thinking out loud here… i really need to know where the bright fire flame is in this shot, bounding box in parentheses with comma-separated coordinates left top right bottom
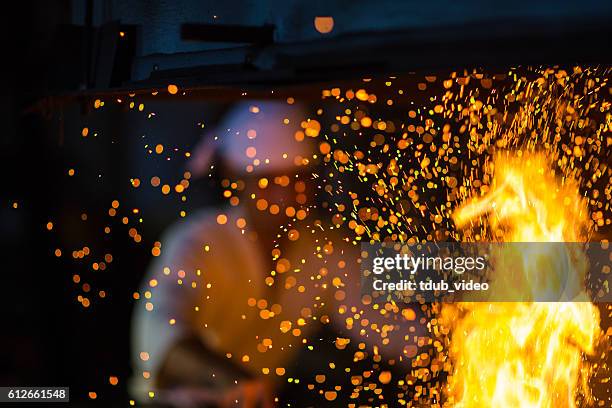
(443, 153, 602, 407)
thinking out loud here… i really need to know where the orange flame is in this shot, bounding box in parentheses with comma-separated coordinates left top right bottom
(443, 153, 601, 407)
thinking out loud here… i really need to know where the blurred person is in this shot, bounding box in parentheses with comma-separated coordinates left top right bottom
(131, 100, 421, 407)
(131, 100, 328, 407)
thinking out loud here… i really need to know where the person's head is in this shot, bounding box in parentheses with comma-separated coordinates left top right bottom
(188, 100, 317, 214)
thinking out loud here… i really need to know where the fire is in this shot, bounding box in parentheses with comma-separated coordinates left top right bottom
(443, 153, 602, 407)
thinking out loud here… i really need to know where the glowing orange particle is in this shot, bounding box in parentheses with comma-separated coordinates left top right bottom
(256, 199, 269, 211)
(258, 178, 269, 189)
(402, 308, 416, 321)
(319, 142, 331, 154)
(276, 258, 291, 273)
(360, 117, 372, 127)
(314, 17, 334, 34)
(355, 89, 369, 101)
(246, 146, 257, 158)
(285, 206, 296, 217)
(236, 218, 247, 229)
(216, 214, 228, 225)
(288, 229, 299, 241)
(378, 371, 392, 384)
(167, 84, 178, 94)
(324, 391, 337, 401)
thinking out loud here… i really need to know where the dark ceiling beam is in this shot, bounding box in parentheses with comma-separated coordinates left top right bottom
(127, 16, 612, 89)
(181, 23, 275, 44)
